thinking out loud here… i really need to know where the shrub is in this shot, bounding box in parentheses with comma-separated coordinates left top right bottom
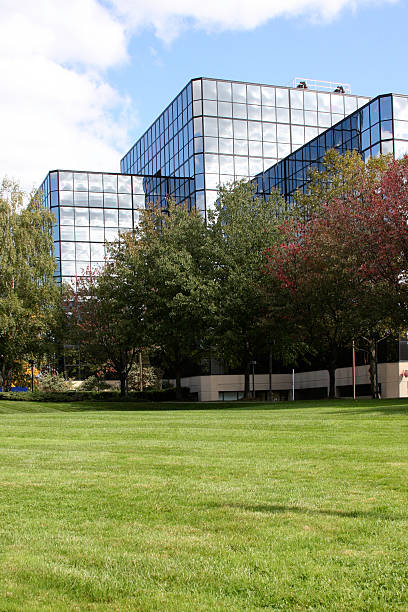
(37, 372, 71, 392)
(79, 375, 111, 391)
(0, 387, 194, 403)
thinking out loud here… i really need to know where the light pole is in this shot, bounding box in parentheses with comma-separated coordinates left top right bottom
(28, 359, 34, 392)
(268, 345, 273, 402)
(249, 361, 256, 399)
(352, 340, 356, 400)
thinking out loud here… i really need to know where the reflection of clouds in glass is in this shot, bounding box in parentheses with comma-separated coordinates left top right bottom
(393, 96, 408, 121)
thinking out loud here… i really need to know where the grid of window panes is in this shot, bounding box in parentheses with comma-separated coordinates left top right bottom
(39, 170, 191, 287)
(253, 94, 408, 201)
(120, 82, 195, 210)
(121, 78, 369, 218)
(194, 78, 369, 211)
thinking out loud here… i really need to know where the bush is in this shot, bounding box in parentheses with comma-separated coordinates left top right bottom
(78, 376, 111, 391)
(0, 387, 193, 403)
(127, 364, 162, 391)
(37, 372, 71, 392)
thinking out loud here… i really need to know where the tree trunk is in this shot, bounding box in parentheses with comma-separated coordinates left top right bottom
(327, 347, 337, 399)
(328, 363, 336, 399)
(175, 366, 183, 401)
(368, 338, 377, 399)
(119, 372, 126, 397)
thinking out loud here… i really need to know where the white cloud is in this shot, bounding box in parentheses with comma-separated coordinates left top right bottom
(110, 0, 397, 43)
(0, 0, 397, 190)
(0, 0, 134, 192)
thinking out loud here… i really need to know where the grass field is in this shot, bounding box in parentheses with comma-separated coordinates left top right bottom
(0, 398, 407, 611)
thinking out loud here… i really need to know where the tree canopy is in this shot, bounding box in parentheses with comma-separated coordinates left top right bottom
(0, 179, 59, 390)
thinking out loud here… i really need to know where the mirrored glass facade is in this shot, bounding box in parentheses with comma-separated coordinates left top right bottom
(253, 94, 408, 201)
(39, 170, 191, 287)
(121, 78, 369, 217)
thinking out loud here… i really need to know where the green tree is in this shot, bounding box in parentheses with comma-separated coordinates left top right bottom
(69, 254, 147, 397)
(0, 179, 59, 390)
(132, 200, 215, 400)
(266, 151, 401, 398)
(208, 181, 290, 398)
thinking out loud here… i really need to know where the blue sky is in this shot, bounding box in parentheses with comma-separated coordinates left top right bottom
(0, 0, 406, 190)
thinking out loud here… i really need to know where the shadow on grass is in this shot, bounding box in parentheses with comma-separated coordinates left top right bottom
(206, 501, 406, 521)
(329, 403, 408, 416)
(1, 398, 408, 414)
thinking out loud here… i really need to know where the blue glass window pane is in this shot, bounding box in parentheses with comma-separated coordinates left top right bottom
(202, 79, 216, 100)
(59, 172, 73, 190)
(103, 174, 117, 193)
(60, 207, 74, 225)
(89, 192, 103, 207)
(132, 177, 144, 194)
(104, 210, 118, 227)
(370, 99, 379, 125)
(118, 194, 132, 209)
(379, 96, 392, 121)
(76, 227, 89, 241)
(75, 209, 89, 226)
(89, 208, 104, 226)
(91, 243, 105, 261)
(370, 123, 380, 145)
(276, 88, 289, 107)
(262, 86, 275, 106)
(50, 172, 58, 191)
(119, 210, 132, 227)
(74, 191, 88, 206)
(381, 140, 394, 154)
(74, 173, 88, 191)
(394, 121, 408, 140)
(393, 96, 408, 121)
(217, 81, 232, 101)
(104, 194, 118, 207)
(232, 82, 246, 103)
(50, 191, 58, 206)
(247, 85, 261, 104)
(118, 176, 131, 193)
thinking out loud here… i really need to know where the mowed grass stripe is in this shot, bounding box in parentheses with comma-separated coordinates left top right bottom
(0, 399, 407, 611)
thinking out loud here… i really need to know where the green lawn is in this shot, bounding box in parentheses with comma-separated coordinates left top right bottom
(0, 399, 407, 611)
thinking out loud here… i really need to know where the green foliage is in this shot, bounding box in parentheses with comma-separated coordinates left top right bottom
(78, 375, 111, 391)
(0, 178, 60, 390)
(37, 372, 71, 392)
(208, 181, 290, 396)
(0, 387, 191, 402)
(127, 362, 162, 391)
(115, 200, 216, 399)
(69, 252, 147, 396)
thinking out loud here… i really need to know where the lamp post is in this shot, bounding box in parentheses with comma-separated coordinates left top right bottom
(28, 359, 34, 392)
(268, 345, 273, 402)
(249, 361, 256, 399)
(352, 340, 356, 400)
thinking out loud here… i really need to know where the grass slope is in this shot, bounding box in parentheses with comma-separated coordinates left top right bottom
(0, 399, 407, 611)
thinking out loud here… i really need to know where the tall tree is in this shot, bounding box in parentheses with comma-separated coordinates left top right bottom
(208, 181, 290, 398)
(69, 252, 147, 397)
(265, 151, 403, 398)
(0, 179, 59, 390)
(122, 200, 216, 400)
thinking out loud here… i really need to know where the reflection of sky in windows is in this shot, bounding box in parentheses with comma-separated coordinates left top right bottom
(40, 170, 190, 285)
(253, 94, 408, 202)
(119, 78, 370, 213)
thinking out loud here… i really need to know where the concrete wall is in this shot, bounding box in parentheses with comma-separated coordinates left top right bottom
(181, 361, 408, 401)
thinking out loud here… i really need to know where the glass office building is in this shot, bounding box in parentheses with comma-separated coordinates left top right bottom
(39, 170, 191, 286)
(253, 93, 408, 201)
(120, 78, 369, 218)
(40, 77, 375, 285)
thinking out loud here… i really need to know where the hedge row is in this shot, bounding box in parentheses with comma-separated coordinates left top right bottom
(0, 388, 193, 403)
